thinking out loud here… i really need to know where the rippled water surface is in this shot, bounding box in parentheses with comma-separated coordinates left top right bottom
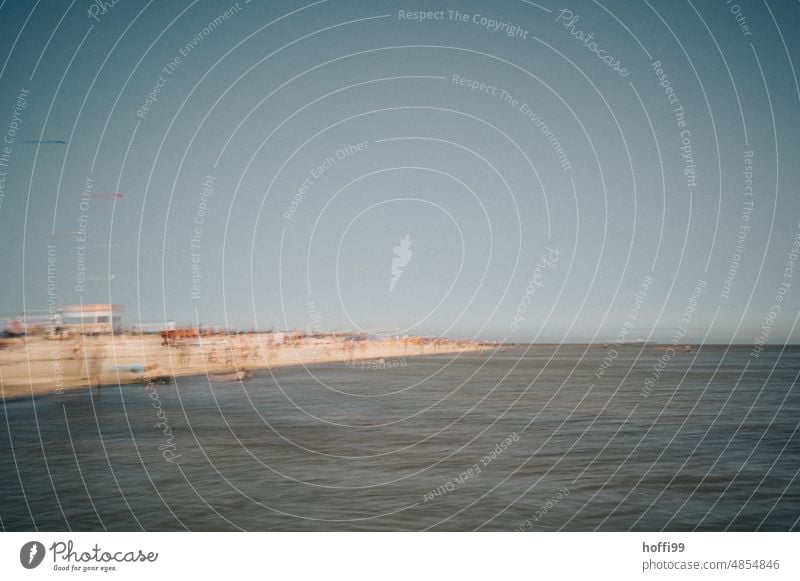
(2, 345, 799, 530)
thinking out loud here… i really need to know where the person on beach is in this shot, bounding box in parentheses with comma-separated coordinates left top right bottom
(89, 344, 105, 387)
(179, 342, 191, 368)
(72, 339, 84, 377)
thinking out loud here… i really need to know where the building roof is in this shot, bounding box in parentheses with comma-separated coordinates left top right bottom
(63, 303, 125, 313)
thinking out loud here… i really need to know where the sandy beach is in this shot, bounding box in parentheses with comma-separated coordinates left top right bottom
(0, 333, 484, 400)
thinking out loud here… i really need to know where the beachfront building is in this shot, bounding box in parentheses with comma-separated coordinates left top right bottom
(62, 303, 124, 334)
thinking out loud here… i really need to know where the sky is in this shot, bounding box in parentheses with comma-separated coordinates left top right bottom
(0, 0, 799, 344)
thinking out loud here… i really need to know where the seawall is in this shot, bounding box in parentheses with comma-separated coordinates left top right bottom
(0, 334, 484, 400)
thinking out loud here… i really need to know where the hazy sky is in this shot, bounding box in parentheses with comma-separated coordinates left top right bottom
(0, 0, 798, 343)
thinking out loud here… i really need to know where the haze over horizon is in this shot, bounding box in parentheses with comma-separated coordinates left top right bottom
(1, 0, 799, 346)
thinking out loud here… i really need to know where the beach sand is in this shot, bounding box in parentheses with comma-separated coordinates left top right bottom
(0, 334, 484, 400)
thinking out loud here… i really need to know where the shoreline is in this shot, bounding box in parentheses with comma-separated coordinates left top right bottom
(0, 333, 487, 401)
(2, 338, 788, 402)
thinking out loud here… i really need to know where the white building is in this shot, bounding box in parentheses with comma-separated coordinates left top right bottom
(63, 304, 124, 334)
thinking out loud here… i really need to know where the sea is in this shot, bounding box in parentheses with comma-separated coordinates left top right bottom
(1, 345, 798, 531)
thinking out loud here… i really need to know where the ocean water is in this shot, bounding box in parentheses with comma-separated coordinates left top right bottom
(1, 345, 798, 531)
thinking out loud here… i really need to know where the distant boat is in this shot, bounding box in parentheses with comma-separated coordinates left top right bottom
(210, 370, 250, 382)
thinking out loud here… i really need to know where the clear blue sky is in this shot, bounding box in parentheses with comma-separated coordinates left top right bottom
(1, 0, 799, 344)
